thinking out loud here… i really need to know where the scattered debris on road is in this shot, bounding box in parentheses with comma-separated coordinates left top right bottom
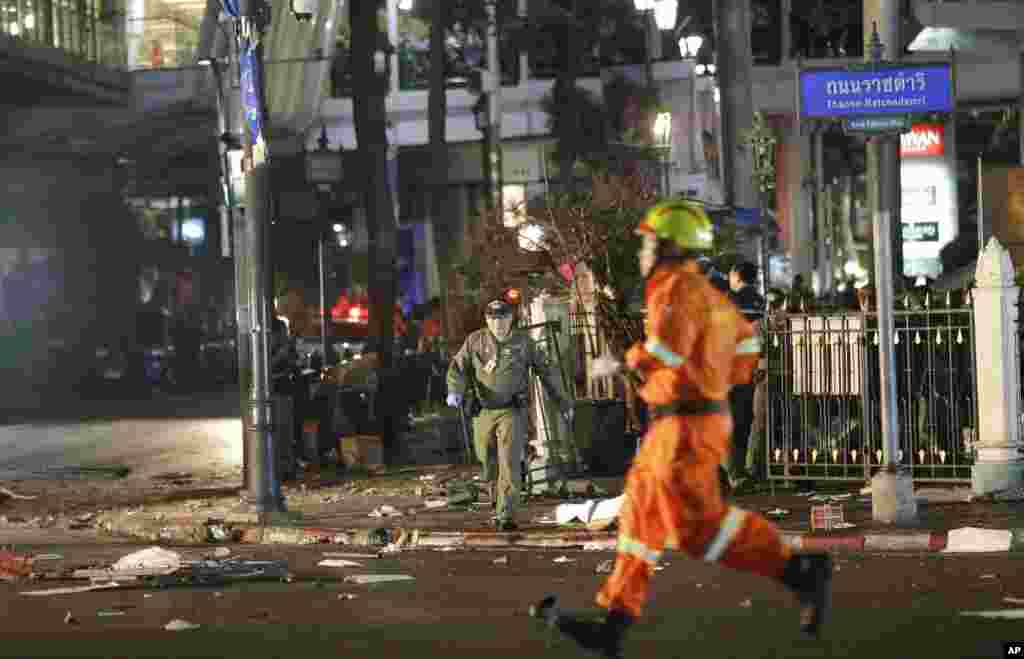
(337, 593, 358, 600)
(553, 556, 575, 564)
(493, 556, 509, 566)
(595, 559, 614, 574)
(582, 539, 616, 551)
(343, 574, 415, 585)
(369, 505, 404, 518)
(32, 554, 63, 562)
(0, 550, 35, 579)
(0, 486, 38, 500)
(555, 496, 624, 530)
(318, 559, 364, 568)
(213, 547, 232, 559)
(764, 508, 790, 519)
(63, 611, 77, 625)
(944, 528, 1014, 553)
(22, 583, 122, 597)
(960, 609, 1024, 620)
(164, 619, 201, 631)
(739, 599, 752, 608)
(97, 609, 126, 617)
(980, 574, 998, 580)
(113, 547, 182, 573)
(1005, 597, 1024, 605)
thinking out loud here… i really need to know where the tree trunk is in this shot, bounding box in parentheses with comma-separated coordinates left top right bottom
(556, 1, 578, 195)
(351, 0, 399, 462)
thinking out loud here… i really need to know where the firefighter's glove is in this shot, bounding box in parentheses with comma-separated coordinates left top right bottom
(446, 393, 463, 408)
(590, 354, 623, 379)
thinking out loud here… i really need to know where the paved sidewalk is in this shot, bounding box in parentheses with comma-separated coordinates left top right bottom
(87, 465, 1024, 554)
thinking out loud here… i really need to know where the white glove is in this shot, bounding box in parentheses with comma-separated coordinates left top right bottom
(446, 393, 463, 408)
(590, 354, 622, 379)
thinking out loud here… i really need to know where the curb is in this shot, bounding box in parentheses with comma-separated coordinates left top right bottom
(96, 513, 1024, 554)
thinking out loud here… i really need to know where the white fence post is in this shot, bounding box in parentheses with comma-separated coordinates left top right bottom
(971, 237, 1024, 496)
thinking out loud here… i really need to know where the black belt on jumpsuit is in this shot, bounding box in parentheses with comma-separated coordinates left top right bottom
(649, 398, 727, 421)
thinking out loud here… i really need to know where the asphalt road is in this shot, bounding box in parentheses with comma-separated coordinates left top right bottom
(2, 542, 1023, 659)
(0, 389, 242, 483)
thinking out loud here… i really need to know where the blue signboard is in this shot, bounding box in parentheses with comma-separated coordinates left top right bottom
(799, 64, 953, 119)
(735, 207, 761, 227)
(239, 42, 267, 165)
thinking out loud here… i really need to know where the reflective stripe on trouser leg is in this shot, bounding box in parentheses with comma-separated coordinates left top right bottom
(714, 508, 791, 579)
(617, 534, 662, 565)
(703, 506, 747, 562)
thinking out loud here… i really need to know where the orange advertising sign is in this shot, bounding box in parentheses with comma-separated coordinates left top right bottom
(900, 123, 944, 158)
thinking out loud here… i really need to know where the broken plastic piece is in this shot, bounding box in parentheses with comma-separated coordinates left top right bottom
(343, 574, 416, 585)
(318, 559, 364, 568)
(165, 619, 201, 631)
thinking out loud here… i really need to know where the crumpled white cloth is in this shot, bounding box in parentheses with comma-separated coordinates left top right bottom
(112, 546, 182, 573)
(555, 495, 625, 530)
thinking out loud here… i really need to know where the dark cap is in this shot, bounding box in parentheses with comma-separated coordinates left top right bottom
(485, 299, 513, 317)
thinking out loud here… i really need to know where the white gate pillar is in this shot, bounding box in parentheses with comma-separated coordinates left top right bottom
(972, 237, 1024, 495)
(528, 292, 571, 494)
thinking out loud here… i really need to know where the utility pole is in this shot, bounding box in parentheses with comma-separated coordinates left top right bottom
(714, 0, 759, 260)
(862, 7, 917, 523)
(486, 0, 503, 215)
(351, 0, 399, 463)
(235, 0, 285, 512)
(428, 0, 449, 297)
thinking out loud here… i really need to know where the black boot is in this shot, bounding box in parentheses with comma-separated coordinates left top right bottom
(531, 596, 632, 659)
(780, 553, 833, 639)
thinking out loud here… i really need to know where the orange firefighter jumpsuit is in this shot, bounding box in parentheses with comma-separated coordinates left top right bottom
(595, 260, 792, 619)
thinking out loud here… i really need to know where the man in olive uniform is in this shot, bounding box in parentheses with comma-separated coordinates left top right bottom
(447, 295, 571, 531)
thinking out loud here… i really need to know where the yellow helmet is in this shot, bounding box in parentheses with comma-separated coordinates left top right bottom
(637, 201, 714, 250)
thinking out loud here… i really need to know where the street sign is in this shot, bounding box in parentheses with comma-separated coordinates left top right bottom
(843, 116, 910, 134)
(239, 42, 268, 166)
(799, 63, 954, 119)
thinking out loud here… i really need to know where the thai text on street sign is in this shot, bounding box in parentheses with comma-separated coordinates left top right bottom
(844, 116, 909, 134)
(799, 63, 953, 119)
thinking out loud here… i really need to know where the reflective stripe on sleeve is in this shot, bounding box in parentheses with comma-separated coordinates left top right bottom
(644, 339, 686, 367)
(736, 336, 762, 355)
(703, 507, 748, 563)
(618, 535, 662, 565)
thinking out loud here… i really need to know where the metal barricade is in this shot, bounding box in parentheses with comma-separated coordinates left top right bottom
(764, 299, 976, 484)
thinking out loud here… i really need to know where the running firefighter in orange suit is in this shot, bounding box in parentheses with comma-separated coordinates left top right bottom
(530, 201, 833, 658)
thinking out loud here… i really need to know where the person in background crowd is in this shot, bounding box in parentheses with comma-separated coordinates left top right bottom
(726, 261, 765, 490)
(697, 256, 730, 293)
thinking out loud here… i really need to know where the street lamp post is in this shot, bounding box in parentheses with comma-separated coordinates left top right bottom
(305, 124, 345, 368)
(864, 22, 917, 524)
(678, 30, 704, 184)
